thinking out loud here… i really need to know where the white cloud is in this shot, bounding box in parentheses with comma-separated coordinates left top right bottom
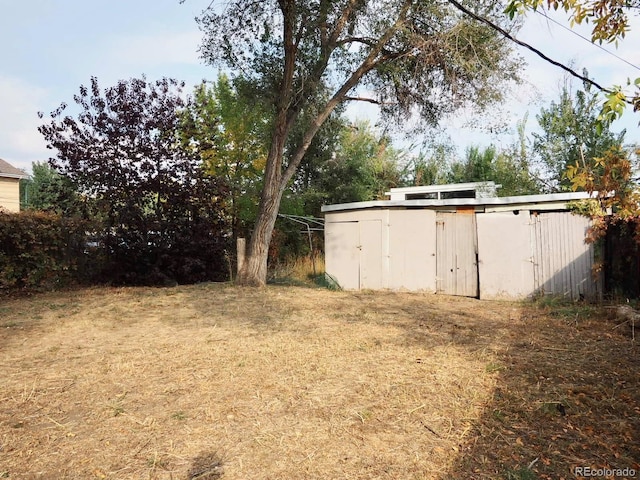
(105, 30, 205, 70)
(0, 76, 50, 172)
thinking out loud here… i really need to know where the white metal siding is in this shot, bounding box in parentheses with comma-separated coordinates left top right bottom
(477, 211, 535, 300)
(359, 220, 383, 289)
(531, 212, 600, 300)
(324, 208, 600, 299)
(436, 213, 478, 297)
(388, 209, 437, 291)
(325, 221, 360, 289)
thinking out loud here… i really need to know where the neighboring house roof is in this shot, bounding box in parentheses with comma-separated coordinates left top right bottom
(0, 158, 28, 179)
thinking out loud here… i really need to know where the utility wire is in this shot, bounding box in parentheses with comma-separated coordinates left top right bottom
(445, 0, 635, 106)
(535, 9, 640, 73)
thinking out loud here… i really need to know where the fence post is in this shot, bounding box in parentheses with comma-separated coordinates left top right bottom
(236, 237, 246, 276)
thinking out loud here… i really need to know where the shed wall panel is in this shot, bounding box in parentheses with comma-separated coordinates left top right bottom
(532, 213, 600, 300)
(325, 221, 359, 289)
(359, 220, 383, 289)
(388, 209, 436, 291)
(325, 210, 387, 223)
(477, 212, 535, 300)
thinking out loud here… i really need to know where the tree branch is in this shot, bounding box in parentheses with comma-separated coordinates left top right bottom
(281, 1, 414, 185)
(342, 96, 381, 104)
(327, 0, 362, 48)
(336, 36, 378, 47)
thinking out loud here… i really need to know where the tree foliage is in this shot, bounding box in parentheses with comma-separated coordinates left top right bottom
(410, 141, 456, 187)
(533, 83, 625, 191)
(38, 77, 230, 285)
(21, 161, 83, 215)
(567, 145, 640, 238)
(408, 119, 541, 197)
(197, 0, 524, 285)
(179, 76, 270, 239)
(448, 145, 541, 196)
(313, 121, 406, 205)
(505, 0, 640, 44)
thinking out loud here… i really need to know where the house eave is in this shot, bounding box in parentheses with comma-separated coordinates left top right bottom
(0, 172, 28, 180)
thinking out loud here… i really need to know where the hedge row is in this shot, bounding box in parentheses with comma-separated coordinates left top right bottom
(0, 211, 89, 293)
(0, 210, 231, 295)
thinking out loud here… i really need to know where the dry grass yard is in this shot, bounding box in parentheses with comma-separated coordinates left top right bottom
(0, 283, 638, 479)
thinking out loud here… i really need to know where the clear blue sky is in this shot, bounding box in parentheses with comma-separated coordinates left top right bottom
(1, 1, 638, 172)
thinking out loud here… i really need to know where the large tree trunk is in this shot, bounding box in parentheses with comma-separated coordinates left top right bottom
(235, 0, 297, 286)
(235, 182, 282, 286)
(234, 0, 408, 286)
(236, 118, 288, 286)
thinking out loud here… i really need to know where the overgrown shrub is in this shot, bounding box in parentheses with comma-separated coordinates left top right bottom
(35, 76, 233, 287)
(1, 186, 231, 294)
(94, 210, 231, 286)
(0, 210, 91, 293)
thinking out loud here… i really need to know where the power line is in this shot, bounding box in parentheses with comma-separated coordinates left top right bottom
(445, 0, 635, 106)
(535, 10, 640, 73)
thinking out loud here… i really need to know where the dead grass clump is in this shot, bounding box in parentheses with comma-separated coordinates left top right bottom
(187, 452, 223, 479)
(268, 254, 325, 285)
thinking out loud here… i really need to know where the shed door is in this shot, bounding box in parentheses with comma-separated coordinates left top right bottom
(358, 220, 383, 289)
(436, 212, 478, 297)
(325, 221, 360, 289)
(476, 212, 535, 300)
(325, 219, 383, 290)
(531, 212, 600, 300)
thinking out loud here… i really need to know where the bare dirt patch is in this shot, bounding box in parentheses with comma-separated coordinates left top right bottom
(0, 284, 638, 479)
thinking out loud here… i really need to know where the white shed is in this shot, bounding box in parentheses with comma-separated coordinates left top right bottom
(321, 185, 601, 301)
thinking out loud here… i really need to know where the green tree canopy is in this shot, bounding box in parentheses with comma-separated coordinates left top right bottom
(179, 76, 270, 239)
(21, 161, 82, 215)
(532, 83, 626, 191)
(316, 121, 405, 205)
(447, 144, 541, 196)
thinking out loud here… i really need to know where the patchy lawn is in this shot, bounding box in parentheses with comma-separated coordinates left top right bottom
(0, 284, 638, 479)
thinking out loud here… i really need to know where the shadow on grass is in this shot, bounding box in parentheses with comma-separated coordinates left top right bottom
(440, 301, 640, 480)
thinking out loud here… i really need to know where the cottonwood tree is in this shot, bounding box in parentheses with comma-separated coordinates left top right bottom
(197, 0, 523, 286)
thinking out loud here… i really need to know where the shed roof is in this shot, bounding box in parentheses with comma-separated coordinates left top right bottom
(386, 181, 500, 200)
(0, 158, 28, 179)
(321, 191, 594, 213)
